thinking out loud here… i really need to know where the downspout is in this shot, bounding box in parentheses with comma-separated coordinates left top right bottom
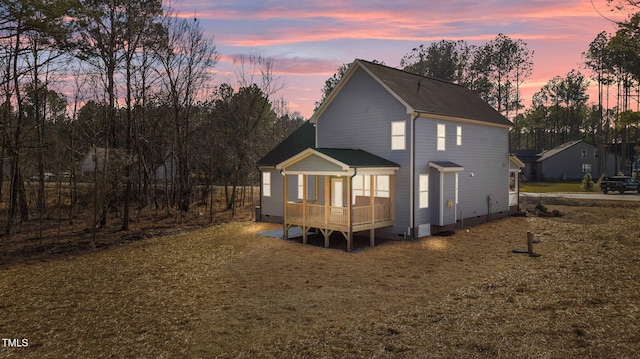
(350, 167, 358, 206)
(280, 169, 285, 234)
(410, 112, 420, 241)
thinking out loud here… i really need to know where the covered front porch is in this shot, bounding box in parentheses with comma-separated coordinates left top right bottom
(277, 148, 399, 252)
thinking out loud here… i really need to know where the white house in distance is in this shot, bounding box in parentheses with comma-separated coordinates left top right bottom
(257, 59, 522, 251)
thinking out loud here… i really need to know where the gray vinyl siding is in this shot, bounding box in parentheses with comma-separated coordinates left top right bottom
(316, 67, 413, 236)
(259, 170, 319, 220)
(259, 168, 284, 219)
(415, 118, 510, 227)
(540, 142, 617, 179)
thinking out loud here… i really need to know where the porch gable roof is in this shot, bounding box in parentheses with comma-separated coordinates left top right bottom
(509, 154, 525, 169)
(277, 148, 399, 175)
(429, 161, 464, 172)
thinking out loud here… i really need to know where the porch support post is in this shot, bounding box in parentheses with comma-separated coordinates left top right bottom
(324, 175, 330, 248)
(370, 175, 376, 247)
(390, 174, 395, 221)
(302, 175, 307, 244)
(283, 173, 289, 239)
(302, 226, 308, 244)
(439, 170, 444, 226)
(347, 173, 352, 252)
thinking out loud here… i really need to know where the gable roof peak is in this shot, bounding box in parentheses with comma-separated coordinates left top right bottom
(313, 58, 512, 128)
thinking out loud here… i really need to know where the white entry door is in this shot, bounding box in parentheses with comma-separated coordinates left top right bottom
(331, 178, 343, 207)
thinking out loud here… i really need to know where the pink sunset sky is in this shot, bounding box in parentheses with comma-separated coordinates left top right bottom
(173, 0, 625, 119)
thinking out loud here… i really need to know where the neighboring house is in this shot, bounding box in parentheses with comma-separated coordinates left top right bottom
(257, 59, 521, 251)
(536, 140, 617, 180)
(80, 147, 130, 176)
(80, 147, 107, 175)
(155, 152, 176, 182)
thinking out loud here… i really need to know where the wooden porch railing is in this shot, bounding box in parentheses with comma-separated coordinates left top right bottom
(285, 202, 392, 227)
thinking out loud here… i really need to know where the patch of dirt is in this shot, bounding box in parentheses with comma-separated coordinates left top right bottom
(1, 198, 639, 358)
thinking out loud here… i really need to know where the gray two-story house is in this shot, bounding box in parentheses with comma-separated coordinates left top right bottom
(536, 140, 617, 180)
(257, 60, 520, 251)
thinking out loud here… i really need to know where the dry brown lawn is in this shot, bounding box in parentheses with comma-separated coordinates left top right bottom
(1, 197, 639, 358)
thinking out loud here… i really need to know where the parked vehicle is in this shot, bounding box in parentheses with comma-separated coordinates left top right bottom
(600, 176, 640, 194)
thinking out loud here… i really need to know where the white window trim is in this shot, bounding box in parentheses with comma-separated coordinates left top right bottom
(437, 124, 446, 151)
(352, 175, 370, 203)
(297, 174, 304, 199)
(391, 121, 406, 150)
(375, 175, 390, 198)
(419, 174, 429, 209)
(456, 126, 462, 146)
(263, 172, 271, 197)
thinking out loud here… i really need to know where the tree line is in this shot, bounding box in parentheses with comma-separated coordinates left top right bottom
(3, 0, 640, 239)
(319, 2, 640, 176)
(1, 0, 302, 237)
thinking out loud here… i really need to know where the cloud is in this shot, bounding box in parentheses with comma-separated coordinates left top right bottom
(170, 0, 621, 118)
(175, 0, 611, 48)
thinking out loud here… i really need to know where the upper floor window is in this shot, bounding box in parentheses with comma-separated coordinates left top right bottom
(437, 124, 446, 151)
(594, 150, 598, 158)
(391, 121, 406, 150)
(456, 126, 462, 146)
(581, 149, 587, 159)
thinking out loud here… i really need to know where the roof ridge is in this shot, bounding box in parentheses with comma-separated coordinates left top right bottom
(356, 58, 466, 88)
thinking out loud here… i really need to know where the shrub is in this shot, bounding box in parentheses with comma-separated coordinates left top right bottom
(535, 202, 548, 214)
(581, 173, 594, 192)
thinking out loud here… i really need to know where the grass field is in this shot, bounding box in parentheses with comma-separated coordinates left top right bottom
(1, 197, 639, 358)
(520, 181, 584, 193)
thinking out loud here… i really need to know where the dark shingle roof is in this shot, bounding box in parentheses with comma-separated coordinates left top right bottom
(429, 161, 464, 169)
(357, 60, 512, 127)
(256, 121, 315, 167)
(314, 148, 399, 168)
(536, 140, 582, 162)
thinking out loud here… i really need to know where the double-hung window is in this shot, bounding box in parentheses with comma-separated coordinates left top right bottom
(419, 174, 429, 208)
(437, 124, 446, 151)
(297, 174, 304, 199)
(391, 121, 406, 150)
(263, 172, 271, 197)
